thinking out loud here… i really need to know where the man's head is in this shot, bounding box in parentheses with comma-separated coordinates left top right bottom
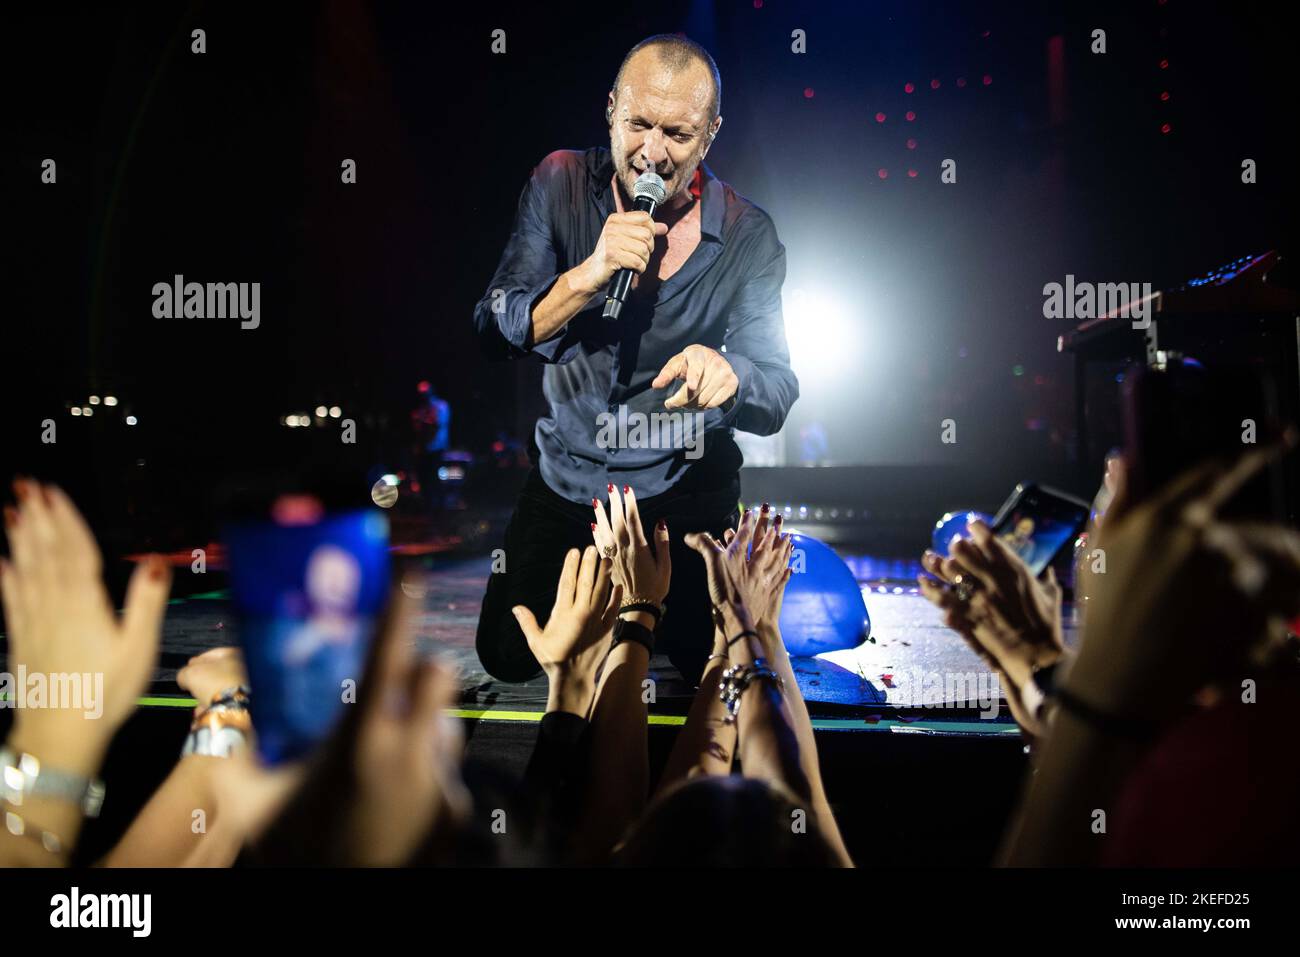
(606, 35, 723, 204)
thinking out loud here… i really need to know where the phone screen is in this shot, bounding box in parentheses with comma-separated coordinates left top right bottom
(991, 485, 1090, 577)
(223, 507, 390, 765)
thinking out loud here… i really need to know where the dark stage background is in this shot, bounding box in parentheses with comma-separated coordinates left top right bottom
(5, 0, 1297, 551)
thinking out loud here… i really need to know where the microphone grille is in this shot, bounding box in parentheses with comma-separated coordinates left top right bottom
(633, 171, 667, 206)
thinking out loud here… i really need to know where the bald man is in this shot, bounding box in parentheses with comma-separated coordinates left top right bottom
(472, 34, 798, 684)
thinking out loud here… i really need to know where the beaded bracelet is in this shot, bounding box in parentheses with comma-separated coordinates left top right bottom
(717, 658, 784, 725)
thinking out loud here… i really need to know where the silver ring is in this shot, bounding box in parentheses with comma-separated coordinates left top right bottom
(603, 545, 617, 559)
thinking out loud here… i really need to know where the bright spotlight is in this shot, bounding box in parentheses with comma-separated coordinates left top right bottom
(315, 405, 328, 418)
(125, 415, 138, 426)
(328, 406, 341, 418)
(104, 396, 118, 406)
(82, 406, 93, 416)
(71, 407, 82, 416)
(89, 395, 100, 405)
(783, 288, 866, 380)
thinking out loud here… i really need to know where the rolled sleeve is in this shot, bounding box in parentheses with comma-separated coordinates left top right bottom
(718, 214, 800, 435)
(472, 158, 581, 364)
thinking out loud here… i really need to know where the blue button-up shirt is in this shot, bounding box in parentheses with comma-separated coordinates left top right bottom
(473, 146, 799, 505)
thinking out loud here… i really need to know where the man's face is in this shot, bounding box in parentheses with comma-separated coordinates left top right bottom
(609, 51, 718, 203)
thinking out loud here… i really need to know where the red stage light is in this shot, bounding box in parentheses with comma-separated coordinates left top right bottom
(930, 78, 940, 89)
(904, 82, 915, 93)
(956, 77, 966, 88)
(906, 138, 917, 149)
(905, 110, 916, 121)
(875, 111, 887, 122)
(877, 168, 889, 179)
(1159, 58, 1169, 69)
(982, 75, 992, 86)
(907, 169, 918, 178)
(804, 87, 815, 98)
(1160, 91, 1170, 101)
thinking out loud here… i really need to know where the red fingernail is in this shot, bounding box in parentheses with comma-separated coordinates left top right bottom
(592, 498, 600, 509)
(761, 502, 770, 511)
(656, 518, 667, 531)
(591, 522, 597, 531)
(623, 485, 631, 495)
(607, 483, 615, 493)
(148, 555, 167, 581)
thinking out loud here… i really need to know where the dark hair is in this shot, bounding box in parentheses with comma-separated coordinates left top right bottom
(612, 34, 721, 123)
(613, 776, 841, 867)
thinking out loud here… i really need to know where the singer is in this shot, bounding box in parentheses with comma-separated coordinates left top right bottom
(472, 34, 799, 683)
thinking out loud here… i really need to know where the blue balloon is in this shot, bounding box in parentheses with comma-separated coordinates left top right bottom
(777, 532, 871, 657)
(931, 510, 993, 556)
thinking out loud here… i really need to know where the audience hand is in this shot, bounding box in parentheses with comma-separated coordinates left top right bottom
(177, 646, 248, 712)
(350, 589, 469, 866)
(918, 519, 1064, 733)
(591, 484, 671, 605)
(687, 508, 790, 633)
(1065, 439, 1300, 722)
(2, 480, 171, 769)
(514, 548, 621, 696)
(721, 505, 793, 626)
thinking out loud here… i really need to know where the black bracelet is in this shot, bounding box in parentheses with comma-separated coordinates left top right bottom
(726, 628, 760, 648)
(1052, 686, 1161, 741)
(619, 601, 665, 625)
(613, 617, 655, 655)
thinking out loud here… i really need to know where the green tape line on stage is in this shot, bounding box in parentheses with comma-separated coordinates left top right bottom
(0, 694, 1018, 734)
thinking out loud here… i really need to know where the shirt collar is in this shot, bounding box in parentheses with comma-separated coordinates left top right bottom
(588, 146, 724, 242)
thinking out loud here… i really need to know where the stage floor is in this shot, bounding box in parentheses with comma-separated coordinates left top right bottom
(95, 552, 1064, 736)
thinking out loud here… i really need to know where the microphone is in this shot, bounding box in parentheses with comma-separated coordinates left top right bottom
(602, 170, 667, 320)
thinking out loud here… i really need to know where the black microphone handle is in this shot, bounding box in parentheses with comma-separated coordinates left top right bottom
(602, 193, 660, 319)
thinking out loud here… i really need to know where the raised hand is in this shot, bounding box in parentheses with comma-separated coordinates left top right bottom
(591, 484, 671, 605)
(514, 546, 621, 680)
(918, 520, 1065, 693)
(917, 520, 1063, 735)
(350, 589, 469, 866)
(1065, 438, 1300, 722)
(1, 480, 171, 766)
(687, 508, 792, 624)
(722, 505, 793, 626)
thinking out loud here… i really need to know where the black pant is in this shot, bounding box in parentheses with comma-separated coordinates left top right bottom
(475, 466, 741, 684)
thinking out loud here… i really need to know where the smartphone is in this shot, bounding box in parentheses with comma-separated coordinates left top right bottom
(223, 503, 391, 765)
(990, 483, 1091, 577)
(1122, 358, 1286, 520)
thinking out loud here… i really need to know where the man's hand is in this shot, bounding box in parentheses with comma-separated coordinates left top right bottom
(576, 211, 669, 295)
(652, 344, 739, 411)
